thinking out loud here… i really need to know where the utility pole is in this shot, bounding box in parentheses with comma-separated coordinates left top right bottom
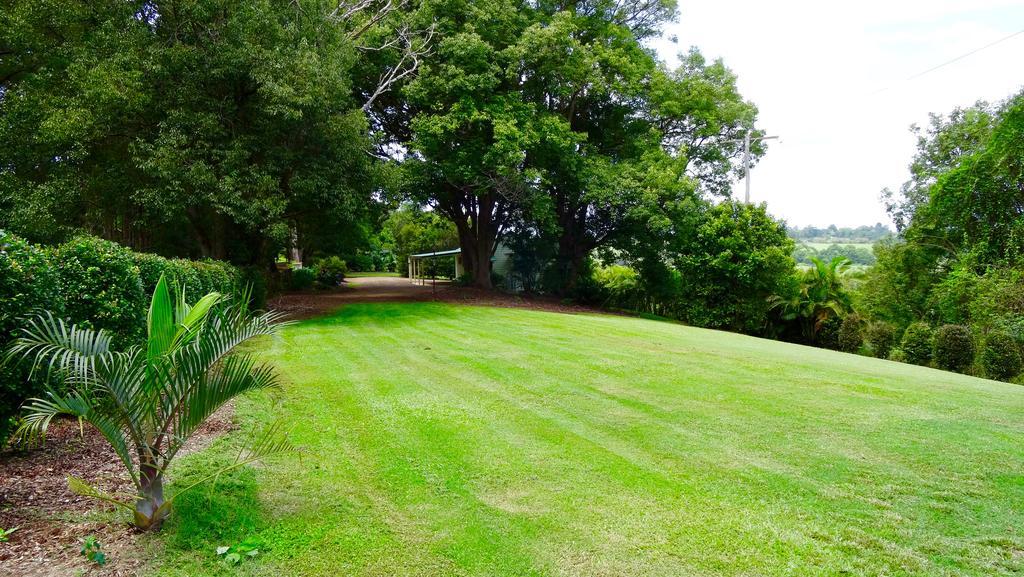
(739, 130, 778, 203)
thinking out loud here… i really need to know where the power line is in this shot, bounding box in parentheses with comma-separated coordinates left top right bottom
(871, 27, 1024, 95)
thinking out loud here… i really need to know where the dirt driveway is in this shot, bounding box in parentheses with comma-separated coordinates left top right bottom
(268, 275, 603, 320)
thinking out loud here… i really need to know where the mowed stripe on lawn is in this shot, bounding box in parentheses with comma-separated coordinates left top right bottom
(153, 302, 1024, 576)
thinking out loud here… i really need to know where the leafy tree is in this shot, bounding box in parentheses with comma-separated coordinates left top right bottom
(882, 101, 998, 232)
(858, 239, 943, 330)
(650, 48, 762, 197)
(400, 0, 539, 288)
(6, 276, 289, 530)
(0, 0, 394, 267)
(671, 200, 794, 333)
(381, 203, 459, 276)
(772, 256, 854, 343)
(909, 95, 1024, 265)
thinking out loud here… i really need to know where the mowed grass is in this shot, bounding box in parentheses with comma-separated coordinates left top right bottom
(150, 303, 1024, 576)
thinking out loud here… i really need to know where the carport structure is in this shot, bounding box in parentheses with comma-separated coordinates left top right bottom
(408, 248, 463, 284)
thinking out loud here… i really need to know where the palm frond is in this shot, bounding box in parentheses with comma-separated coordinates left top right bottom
(148, 275, 177, 364)
(4, 312, 113, 384)
(67, 476, 136, 511)
(17, 389, 141, 488)
(166, 354, 281, 460)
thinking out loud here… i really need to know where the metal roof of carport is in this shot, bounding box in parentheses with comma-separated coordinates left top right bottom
(409, 248, 461, 258)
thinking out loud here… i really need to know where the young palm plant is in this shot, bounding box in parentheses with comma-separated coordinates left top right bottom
(6, 275, 290, 530)
(771, 256, 854, 343)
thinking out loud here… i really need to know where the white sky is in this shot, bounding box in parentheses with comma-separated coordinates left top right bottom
(655, 1, 1024, 228)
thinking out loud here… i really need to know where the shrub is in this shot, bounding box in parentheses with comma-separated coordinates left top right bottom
(866, 321, 896, 359)
(314, 256, 347, 287)
(594, 265, 642, 310)
(888, 347, 907, 363)
(981, 332, 1023, 381)
(817, 317, 842, 350)
(52, 236, 146, 347)
(133, 252, 172, 295)
(0, 230, 64, 445)
(837, 314, 864, 353)
(290, 267, 316, 291)
(900, 322, 934, 366)
(933, 324, 975, 373)
(134, 254, 239, 299)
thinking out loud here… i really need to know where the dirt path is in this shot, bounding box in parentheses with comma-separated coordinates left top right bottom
(269, 275, 606, 320)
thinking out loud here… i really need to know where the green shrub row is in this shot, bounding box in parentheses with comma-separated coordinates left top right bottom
(867, 321, 1022, 381)
(286, 257, 348, 291)
(0, 231, 242, 445)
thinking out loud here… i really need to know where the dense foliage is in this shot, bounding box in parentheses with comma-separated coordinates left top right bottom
(899, 322, 934, 367)
(771, 257, 854, 344)
(670, 201, 794, 333)
(866, 321, 896, 360)
(0, 231, 240, 446)
(313, 257, 348, 287)
(857, 90, 1024, 380)
(981, 333, 1022, 382)
(0, 0, 386, 268)
(0, 231, 63, 443)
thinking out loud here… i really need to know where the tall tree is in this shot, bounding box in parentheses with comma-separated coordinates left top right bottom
(881, 100, 998, 232)
(0, 0, 420, 265)
(401, 0, 539, 288)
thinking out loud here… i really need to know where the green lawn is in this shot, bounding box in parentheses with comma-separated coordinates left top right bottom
(151, 303, 1024, 576)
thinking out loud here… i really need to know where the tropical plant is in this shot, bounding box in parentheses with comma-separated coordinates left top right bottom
(5, 276, 290, 530)
(771, 257, 854, 343)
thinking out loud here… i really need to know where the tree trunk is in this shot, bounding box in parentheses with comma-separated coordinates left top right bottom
(554, 209, 591, 296)
(134, 463, 168, 530)
(440, 189, 504, 290)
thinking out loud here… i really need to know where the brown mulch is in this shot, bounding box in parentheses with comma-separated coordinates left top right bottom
(0, 406, 236, 576)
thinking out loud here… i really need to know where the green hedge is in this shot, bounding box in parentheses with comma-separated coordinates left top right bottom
(0, 231, 242, 446)
(52, 236, 147, 347)
(0, 231, 64, 443)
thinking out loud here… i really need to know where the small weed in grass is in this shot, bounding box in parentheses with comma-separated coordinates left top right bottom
(216, 537, 261, 566)
(0, 527, 18, 542)
(81, 535, 106, 566)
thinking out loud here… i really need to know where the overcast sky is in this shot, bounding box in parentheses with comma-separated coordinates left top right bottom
(654, 1, 1024, 228)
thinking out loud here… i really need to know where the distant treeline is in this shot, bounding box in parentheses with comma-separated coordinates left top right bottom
(788, 223, 892, 244)
(793, 243, 876, 266)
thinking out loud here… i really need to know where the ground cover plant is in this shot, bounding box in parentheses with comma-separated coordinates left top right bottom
(149, 302, 1024, 576)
